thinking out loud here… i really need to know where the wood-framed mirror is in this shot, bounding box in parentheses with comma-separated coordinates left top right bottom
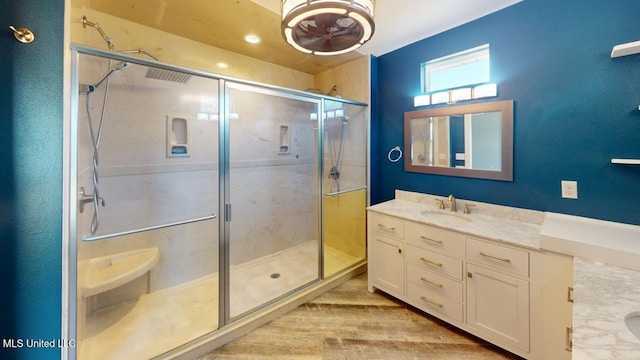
(404, 100, 513, 181)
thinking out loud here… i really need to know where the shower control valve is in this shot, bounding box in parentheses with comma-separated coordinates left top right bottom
(328, 166, 341, 180)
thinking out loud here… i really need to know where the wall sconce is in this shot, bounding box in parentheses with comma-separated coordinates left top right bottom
(413, 95, 430, 107)
(450, 88, 472, 102)
(472, 83, 498, 99)
(430, 91, 450, 105)
(413, 83, 498, 107)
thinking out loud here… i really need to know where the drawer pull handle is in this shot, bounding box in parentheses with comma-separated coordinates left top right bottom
(420, 257, 443, 267)
(420, 296, 443, 308)
(420, 277, 443, 288)
(377, 223, 396, 231)
(480, 251, 511, 263)
(420, 235, 443, 244)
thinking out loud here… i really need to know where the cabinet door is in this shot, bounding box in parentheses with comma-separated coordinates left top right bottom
(541, 252, 573, 360)
(466, 263, 530, 352)
(371, 234, 405, 296)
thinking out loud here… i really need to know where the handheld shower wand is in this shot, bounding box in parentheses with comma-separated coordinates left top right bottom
(81, 60, 131, 234)
(88, 61, 130, 92)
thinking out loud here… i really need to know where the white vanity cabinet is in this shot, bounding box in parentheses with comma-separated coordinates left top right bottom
(367, 210, 542, 360)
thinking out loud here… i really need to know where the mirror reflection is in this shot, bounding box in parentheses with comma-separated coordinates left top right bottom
(409, 111, 501, 170)
(404, 100, 513, 181)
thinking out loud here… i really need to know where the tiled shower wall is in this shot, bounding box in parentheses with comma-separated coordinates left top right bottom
(228, 89, 318, 266)
(76, 57, 220, 291)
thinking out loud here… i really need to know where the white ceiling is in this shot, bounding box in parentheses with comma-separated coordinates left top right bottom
(251, 0, 523, 57)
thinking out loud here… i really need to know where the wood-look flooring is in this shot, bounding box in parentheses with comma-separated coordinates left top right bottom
(198, 272, 523, 360)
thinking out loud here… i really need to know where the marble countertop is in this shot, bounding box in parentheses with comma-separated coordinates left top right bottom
(541, 212, 640, 271)
(367, 190, 544, 250)
(573, 257, 640, 359)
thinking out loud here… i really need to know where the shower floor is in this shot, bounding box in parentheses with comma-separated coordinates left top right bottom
(79, 241, 362, 360)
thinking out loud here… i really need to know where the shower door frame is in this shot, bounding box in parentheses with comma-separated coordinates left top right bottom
(65, 44, 369, 359)
(220, 80, 324, 324)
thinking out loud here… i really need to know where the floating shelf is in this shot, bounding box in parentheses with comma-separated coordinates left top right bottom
(611, 158, 640, 165)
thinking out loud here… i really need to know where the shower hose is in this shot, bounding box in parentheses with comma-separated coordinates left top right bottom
(84, 66, 112, 234)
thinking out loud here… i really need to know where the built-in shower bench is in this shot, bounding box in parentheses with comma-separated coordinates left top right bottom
(79, 247, 160, 298)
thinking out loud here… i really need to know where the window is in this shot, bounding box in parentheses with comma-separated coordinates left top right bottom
(422, 44, 490, 93)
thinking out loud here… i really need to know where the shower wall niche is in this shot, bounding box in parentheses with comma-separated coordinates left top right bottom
(70, 48, 368, 359)
(167, 115, 190, 157)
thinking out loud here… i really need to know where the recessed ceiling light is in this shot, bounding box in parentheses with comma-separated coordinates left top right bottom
(216, 62, 229, 69)
(244, 34, 261, 44)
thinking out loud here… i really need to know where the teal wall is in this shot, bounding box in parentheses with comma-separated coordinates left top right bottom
(372, 0, 640, 225)
(0, 0, 64, 359)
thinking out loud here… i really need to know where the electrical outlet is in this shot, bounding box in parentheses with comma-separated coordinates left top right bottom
(561, 180, 578, 199)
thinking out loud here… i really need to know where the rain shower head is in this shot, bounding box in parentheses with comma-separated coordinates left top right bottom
(145, 67, 191, 84)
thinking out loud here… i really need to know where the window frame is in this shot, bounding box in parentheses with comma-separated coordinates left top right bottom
(421, 44, 490, 93)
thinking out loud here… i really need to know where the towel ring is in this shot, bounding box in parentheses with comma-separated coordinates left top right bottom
(387, 146, 403, 163)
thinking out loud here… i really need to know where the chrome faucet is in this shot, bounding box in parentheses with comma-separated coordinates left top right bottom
(448, 195, 457, 212)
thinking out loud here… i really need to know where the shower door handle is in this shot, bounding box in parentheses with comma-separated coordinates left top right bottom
(225, 203, 232, 222)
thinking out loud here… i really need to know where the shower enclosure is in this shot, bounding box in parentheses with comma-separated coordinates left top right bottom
(68, 46, 367, 359)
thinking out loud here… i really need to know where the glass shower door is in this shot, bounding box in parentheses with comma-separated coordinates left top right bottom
(225, 83, 320, 319)
(322, 99, 368, 277)
(74, 52, 220, 359)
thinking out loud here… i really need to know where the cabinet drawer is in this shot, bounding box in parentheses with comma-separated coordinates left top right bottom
(407, 263, 463, 302)
(466, 237, 529, 277)
(407, 283, 463, 323)
(406, 244, 463, 280)
(405, 221, 465, 258)
(368, 212, 404, 239)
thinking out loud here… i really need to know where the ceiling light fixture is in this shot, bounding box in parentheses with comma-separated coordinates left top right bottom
(281, 0, 375, 56)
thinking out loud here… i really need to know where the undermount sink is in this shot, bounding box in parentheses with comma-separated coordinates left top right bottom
(420, 209, 471, 223)
(625, 312, 640, 340)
